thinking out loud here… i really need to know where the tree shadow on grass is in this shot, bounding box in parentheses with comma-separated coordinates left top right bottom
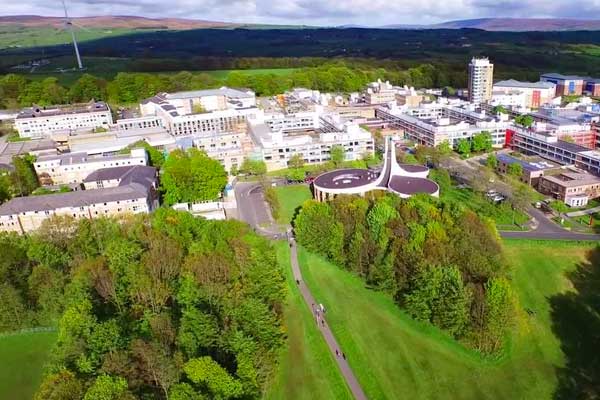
(550, 245, 600, 400)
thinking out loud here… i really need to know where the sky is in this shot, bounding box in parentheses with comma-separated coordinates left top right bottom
(3, 0, 600, 26)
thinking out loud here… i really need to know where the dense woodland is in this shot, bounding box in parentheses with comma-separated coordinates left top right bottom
(0, 210, 286, 399)
(0, 62, 460, 109)
(4, 27, 600, 76)
(294, 193, 518, 353)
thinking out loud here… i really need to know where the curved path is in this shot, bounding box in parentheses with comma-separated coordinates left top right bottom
(288, 236, 368, 400)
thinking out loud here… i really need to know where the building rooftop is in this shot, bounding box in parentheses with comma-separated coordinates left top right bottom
(578, 150, 600, 160)
(313, 168, 379, 189)
(494, 79, 555, 89)
(388, 176, 439, 196)
(543, 172, 600, 187)
(0, 165, 157, 216)
(141, 87, 254, 106)
(83, 165, 156, 187)
(553, 140, 590, 153)
(166, 87, 254, 100)
(541, 73, 585, 81)
(36, 150, 144, 166)
(497, 154, 557, 172)
(16, 101, 109, 119)
(0, 183, 149, 216)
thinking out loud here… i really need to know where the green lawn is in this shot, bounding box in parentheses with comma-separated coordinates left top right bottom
(0, 26, 138, 49)
(442, 186, 529, 228)
(205, 68, 299, 79)
(296, 240, 594, 400)
(264, 242, 352, 400)
(0, 330, 57, 400)
(274, 184, 313, 225)
(18, 60, 299, 86)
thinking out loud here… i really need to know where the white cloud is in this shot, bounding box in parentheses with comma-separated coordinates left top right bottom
(2, 0, 600, 26)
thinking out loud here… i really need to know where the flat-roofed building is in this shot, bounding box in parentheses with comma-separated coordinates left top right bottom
(365, 80, 397, 105)
(376, 102, 510, 147)
(585, 79, 600, 97)
(34, 148, 148, 185)
(66, 127, 176, 156)
(248, 112, 374, 171)
(495, 153, 559, 186)
(116, 116, 164, 131)
(539, 171, 600, 207)
(541, 73, 585, 96)
(508, 127, 600, 176)
(15, 101, 113, 139)
(493, 80, 556, 109)
(0, 165, 158, 234)
(192, 130, 250, 173)
(468, 57, 494, 104)
(140, 88, 261, 137)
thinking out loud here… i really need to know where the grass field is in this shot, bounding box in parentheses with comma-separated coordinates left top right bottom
(296, 240, 594, 400)
(264, 242, 352, 400)
(274, 184, 313, 225)
(0, 330, 57, 400)
(442, 186, 529, 228)
(17, 57, 299, 86)
(0, 26, 138, 49)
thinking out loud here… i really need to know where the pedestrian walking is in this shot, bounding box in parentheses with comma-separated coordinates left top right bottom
(342, 352, 346, 360)
(335, 349, 339, 357)
(295, 279, 300, 285)
(321, 319, 325, 326)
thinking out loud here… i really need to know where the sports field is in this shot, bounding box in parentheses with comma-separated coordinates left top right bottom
(296, 240, 594, 399)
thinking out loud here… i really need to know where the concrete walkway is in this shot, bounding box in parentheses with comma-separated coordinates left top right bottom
(288, 237, 368, 400)
(566, 205, 600, 218)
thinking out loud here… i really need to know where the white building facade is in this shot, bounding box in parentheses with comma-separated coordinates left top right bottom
(15, 101, 113, 139)
(34, 148, 148, 185)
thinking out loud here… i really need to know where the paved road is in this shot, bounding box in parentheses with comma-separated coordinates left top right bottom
(288, 237, 368, 400)
(234, 181, 285, 238)
(500, 207, 600, 241)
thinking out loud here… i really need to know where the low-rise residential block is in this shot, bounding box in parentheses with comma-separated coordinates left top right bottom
(15, 100, 113, 139)
(34, 148, 148, 185)
(0, 165, 158, 234)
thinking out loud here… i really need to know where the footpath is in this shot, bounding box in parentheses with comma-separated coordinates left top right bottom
(288, 237, 368, 400)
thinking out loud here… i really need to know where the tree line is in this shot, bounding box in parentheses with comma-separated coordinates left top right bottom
(293, 193, 518, 353)
(0, 61, 463, 109)
(0, 209, 286, 399)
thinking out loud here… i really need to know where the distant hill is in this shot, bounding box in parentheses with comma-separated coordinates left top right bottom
(384, 18, 600, 31)
(0, 15, 237, 30)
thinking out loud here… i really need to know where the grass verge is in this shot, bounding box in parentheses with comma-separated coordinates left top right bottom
(264, 242, 352, 400)
(274, 184, 312, 225)
(296, 240, 594, 399)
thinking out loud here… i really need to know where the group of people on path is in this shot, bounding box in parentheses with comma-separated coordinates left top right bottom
(311, 302, 346, 360)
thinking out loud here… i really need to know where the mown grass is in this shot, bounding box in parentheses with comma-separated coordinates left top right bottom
(0, 330, 57, 400)
(295, 240, 593, 399)
(442, 186, 529, 228)
(274, 184, 312, 225)
(264, 242, 352, 400)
